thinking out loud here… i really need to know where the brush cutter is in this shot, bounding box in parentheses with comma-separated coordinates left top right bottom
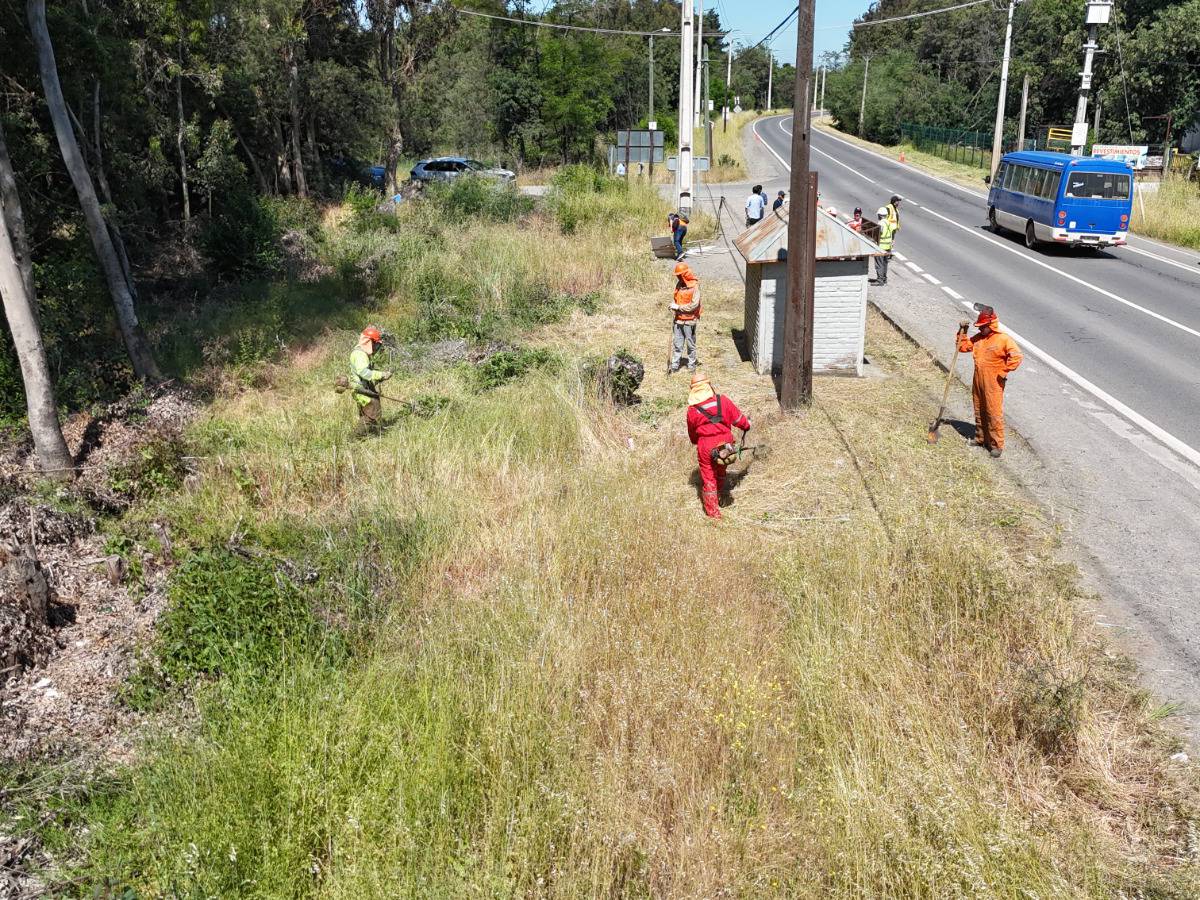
(927, 323, 967, 443)
(333, 375, 406, 404)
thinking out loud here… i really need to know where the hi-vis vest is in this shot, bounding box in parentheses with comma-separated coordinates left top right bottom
(674, 282, 701, 322)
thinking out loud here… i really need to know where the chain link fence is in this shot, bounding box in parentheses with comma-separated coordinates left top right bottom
(899, 124, 1039, 169)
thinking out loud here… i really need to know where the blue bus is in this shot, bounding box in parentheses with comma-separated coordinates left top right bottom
(985, 151, 1134, 250)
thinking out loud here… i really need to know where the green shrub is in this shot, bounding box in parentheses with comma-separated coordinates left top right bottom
(426, 176, 533, 223)
(106, 432, 188, 502)
(475, 348, 559, 390)
(261, 195, 322, 242)
(343, 181, 399, 233)
(200, 192, 281, 275)
(149, 549, 332, 689)
(550, 164, 625, 196)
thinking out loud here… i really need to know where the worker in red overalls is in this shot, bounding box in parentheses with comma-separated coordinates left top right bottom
(686, 371, 751, 518)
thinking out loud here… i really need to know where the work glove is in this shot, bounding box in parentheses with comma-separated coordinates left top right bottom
(378, 370, 393, 381)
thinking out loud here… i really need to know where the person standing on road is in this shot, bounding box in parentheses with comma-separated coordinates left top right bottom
(349, 325, 392, 438)
(872, 207, 896, 285)
(957, 307, 1022, 458)
(668, 211, 689, 261)
(886, 195, 902, 238)
(772, 189, 786, 212)
(686, 371, 751, 519)
(669, 261, 701, 373)
(745, 184, 767, 227)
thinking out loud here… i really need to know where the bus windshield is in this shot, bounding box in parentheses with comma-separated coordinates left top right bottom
(1064, 172, 1131, 200)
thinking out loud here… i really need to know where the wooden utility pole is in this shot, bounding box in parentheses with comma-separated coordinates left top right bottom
(781, 0, 817, 410)
(1016, 73, 1030, 150)
(858, 57, 870, 136)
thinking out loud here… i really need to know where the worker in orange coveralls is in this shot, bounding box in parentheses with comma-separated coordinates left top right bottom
(686, 371, 751, 518)
(957, 306, 1022, 458)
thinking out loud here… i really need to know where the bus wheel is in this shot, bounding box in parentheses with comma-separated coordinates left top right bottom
(988, 208, 1001, 233)
(1024, 221, 1039, 249)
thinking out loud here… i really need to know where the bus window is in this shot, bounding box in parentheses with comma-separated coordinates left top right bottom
(1011, 165, 1031, 194)
(995, 162, 1008, 186)
(1065, 172, 1131, 200)
(1036, 169, 1058, 200)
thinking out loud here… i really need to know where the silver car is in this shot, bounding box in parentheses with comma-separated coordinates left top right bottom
(410, 156, 516, 184)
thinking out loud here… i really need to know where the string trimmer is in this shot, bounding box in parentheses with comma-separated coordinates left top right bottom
(927, 323, 966, 443)
(333, 375, 406, 405)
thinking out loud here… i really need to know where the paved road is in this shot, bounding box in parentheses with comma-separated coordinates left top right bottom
(750, 115, 1200, 736)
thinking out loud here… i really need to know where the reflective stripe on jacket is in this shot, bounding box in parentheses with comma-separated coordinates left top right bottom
(877, 220, 896, 251)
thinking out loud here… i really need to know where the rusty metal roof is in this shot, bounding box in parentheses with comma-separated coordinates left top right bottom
(733, 206, 885, 264)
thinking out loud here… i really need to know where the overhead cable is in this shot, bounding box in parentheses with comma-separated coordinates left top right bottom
(413, 1, 727, 38)
(817, 0, 993, 31)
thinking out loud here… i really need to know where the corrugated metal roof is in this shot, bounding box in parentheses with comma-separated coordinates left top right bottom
(733, 206, 885, 264)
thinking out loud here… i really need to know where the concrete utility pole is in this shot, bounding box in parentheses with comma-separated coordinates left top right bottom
(989, 0, 1017, 177)
(677, 0, 694, 214)
(694, 0, 703, 128)
(1016, 72, 1030, 149)
(703, 45, 713, 160)
(767, 52, 773, 111)
(1072, 0, 1113, 154)
(781, 0, 817, 411)
(648, 34, 654, 124)
(858, 57, 870, 136)
(819, 65, 826, 118)
(1093, 97, 1102, 141)
(723, 41, 732, 132)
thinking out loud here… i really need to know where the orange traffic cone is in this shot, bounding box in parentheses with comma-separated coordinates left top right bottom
(899, 150, 907, 163)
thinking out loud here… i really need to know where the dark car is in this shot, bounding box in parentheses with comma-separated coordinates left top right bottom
(410, 156, 516, 184)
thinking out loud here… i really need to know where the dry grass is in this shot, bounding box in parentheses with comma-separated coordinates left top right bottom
(61, 184, 1200, 896)
(1131, 176, 1200, 249)
(697, 110, 765, 183)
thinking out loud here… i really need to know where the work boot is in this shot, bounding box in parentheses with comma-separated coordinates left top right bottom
(989, 448, 1002, 458)
(668, 365, 680, 374)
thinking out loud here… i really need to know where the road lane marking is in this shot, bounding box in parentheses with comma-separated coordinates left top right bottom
(918, 204, 1200, 340)
(953, 299, 1200, 473)
(905, 261, 923, 273)
(942, 286, 964, 300)
(752, 117, 794, 174)
(922, 273, 941, 285)
(894, 252, 907, 261)
(1125, 244, 1200, 276)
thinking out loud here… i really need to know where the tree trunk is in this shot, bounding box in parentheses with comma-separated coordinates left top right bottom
(176, 65, 191, 223)
(92, 81, 113, 205)
(26, 0, 160, 380)
(272, 116, 294, 195)
(225, 113, 268, 193)
(306, 113, 323, 193)
(0, 121, 73, 476)
(285, 44, 308, 198)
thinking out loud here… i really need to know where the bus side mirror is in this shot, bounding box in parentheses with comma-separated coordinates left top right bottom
(983, 174, 992, 184)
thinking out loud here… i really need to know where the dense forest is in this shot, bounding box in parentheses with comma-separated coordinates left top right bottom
(0, 0, 789, 453)
(823, 0, 1200, 149)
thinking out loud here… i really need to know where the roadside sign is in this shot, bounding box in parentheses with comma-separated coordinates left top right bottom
(1091, 144, 1149, 169)
(615, 129, 665, 164)
(666, 156, 710, 172)
(1071, 122, 1090, 148)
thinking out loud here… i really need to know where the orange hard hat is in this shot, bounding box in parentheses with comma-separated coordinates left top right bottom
(973, 309, 997, 327)
(674, 261, 692, 277)
(361, 325, 382, 342)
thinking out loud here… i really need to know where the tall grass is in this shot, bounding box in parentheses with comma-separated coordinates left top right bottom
(52, 169, 1200, 897)
(696, 110, 762, 183)
(1131, 176, 1200, 249)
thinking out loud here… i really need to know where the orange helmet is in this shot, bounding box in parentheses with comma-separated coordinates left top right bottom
(674, 261, 692, 278)
(361, 325, 382, 342)
(973, 308, 997, 327)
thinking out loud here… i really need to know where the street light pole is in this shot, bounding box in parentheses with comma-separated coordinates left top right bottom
(648, 34, 654, 124)
(1072, 0, 1112, 154)
(989, 0, 1016, 177)
(694, 0, 703, 128)
(723, 40, 732, 132)
(677, 0, 694, 214)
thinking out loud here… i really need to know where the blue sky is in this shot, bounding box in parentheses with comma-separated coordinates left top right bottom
(717, 1, 875, 65)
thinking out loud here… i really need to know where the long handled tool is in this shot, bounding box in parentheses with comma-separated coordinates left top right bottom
(333, 375, 406, 405)
(927, 324, 967, 443)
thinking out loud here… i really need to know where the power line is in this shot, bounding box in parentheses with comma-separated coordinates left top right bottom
(414, 1, 727, 38)
(746, 5, 799, 52)
(816, 0, 993, 31)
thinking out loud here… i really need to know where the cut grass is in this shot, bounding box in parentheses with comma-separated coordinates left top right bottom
(22, 170, 1200, 896)
(815, 118, 1200, 250)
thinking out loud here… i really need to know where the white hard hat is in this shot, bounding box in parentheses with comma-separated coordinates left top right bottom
(877, 206, 888, 218)
(827, 206, 838, 216)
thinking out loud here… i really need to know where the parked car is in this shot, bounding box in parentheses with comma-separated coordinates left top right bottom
(410, 156, 516, 184)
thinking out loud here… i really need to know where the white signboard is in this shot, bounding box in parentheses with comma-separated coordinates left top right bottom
(1091, 143, 1149, 169)
(1071, 122, 1090, 148)
(666, 156, 711, 172)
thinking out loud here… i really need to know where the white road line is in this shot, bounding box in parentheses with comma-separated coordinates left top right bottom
(917, 204, 1200, 340)
(905, 261, 923, 273)
(752, 118, 794, 174)
(942, 286, 964, 300)
(1125, 244, 1200, 276)
(893, 252, 907, 261)
(811, 144, 879, 185)
(922, 273, 941, 285)
(954, 299, 1200, 471)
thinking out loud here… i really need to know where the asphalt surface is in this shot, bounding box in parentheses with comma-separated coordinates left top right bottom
(745, 115, 1200, 738)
